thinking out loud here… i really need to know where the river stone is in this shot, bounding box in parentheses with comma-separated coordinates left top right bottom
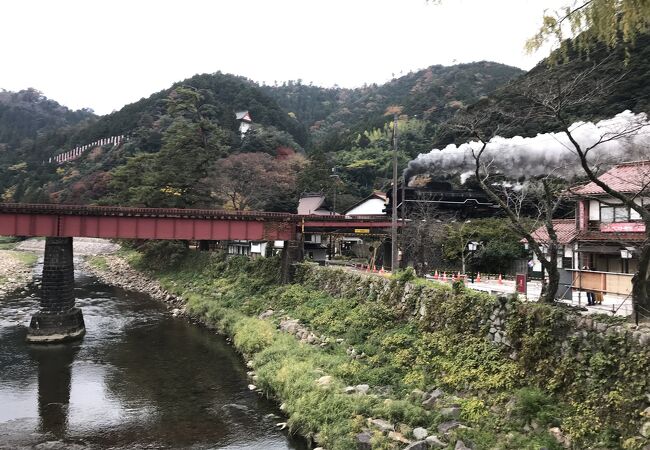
(388, 430, 410, 444)
(403, 440, 429, 450)
(258, 309, 274, 319)
(368, 417, 394, 432)
(410, 389, 425, 400)
(455, 439, 472, 450)
(438, 420, 462, 435)
(440, 406, 461, 418)
(640, 421, 650, 438)
(356, 431, 372, 450)
(355, 384, 370, 394)
(412, 426, 428, 440)
(316, 375, 333, 387)
(280, 319, 300, 334)
(426, 435, 447, 448)
(345, 386, 356, 394)
(548, 427, 571, 448)
(422, 388, 444, 409)
(247, 384, 256, 391)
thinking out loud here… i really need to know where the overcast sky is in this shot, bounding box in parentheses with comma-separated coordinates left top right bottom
(1, 0, 567, 115)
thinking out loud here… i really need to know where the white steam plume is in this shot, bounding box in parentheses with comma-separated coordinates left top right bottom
(406, 111, 650, 184)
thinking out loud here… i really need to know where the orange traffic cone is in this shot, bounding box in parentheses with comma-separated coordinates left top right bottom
(366, 264, 371, 273)
(372, 265, 377, 273)
(476, 272, 481, 283)
(379, 266, 385, 275)
(442, 272, 447, 281)
(433, 270, 439, 280)
(498, 274, 503, 284)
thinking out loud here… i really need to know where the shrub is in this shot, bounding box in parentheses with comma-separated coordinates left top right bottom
(137, 240, 189, 270)
(233, 317, 275, 355)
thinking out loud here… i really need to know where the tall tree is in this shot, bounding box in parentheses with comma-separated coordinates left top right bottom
(207, 152, 304, 211)
(446, 106, 568, 304)
(107, 87, 229, 208)
(527, 0, 650, 58)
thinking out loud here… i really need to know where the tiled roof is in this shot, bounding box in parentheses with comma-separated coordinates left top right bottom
(298, 194, 330, 215)
(529, 219, 578, 245)
(576, 230, 647, 242)
(571, 161, 650, 196)
(235, 111, 252, 122)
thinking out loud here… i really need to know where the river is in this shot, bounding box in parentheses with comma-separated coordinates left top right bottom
(0, 258, 306, 450)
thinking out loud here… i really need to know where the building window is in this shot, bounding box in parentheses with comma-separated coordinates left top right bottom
(601, 205, 632, 223)
(614, 207, 628, 222)
(601, 206, 614, 223)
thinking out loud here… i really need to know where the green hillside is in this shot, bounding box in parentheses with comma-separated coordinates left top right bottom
(1, 29, 648, 210)
(262, 61, 525, 150)
(434, 32, 650, 147)
(0, 88, 95, 148)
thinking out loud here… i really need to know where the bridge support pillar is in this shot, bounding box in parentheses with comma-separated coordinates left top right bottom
(27, 237, 85, 344)
(280, 240, 303, 284)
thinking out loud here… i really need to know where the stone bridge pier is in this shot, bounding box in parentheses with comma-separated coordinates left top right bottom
(280, 240, 304, 284)
(27, 237, 85, 343)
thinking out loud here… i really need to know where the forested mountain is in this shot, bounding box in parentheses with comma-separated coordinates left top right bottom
(1, 28, 648, 211)
(0, 73, 308, 205)
(73, 72, 309, 149)
(0, 88, 95, 148)
(262, 61, 525, 150)
(434, 32, 650, 147)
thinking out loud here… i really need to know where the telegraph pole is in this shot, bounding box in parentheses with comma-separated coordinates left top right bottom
(391, 113, 399, 272)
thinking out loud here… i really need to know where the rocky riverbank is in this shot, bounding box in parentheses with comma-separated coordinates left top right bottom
(80, 251, 650, 449)
(81, 254, 185, 311)
(0, 250, 36, 297)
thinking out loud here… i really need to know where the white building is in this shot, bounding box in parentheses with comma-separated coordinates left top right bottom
(235, 111, 252, 136)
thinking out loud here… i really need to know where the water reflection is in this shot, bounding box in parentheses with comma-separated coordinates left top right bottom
(28, 343, 79, 439)
(0, 267, 305, 449)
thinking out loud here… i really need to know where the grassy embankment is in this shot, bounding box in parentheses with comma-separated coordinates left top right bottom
(115, 246, 648, 450)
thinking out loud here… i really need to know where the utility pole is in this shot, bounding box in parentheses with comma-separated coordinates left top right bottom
(391, 113, 399, 272)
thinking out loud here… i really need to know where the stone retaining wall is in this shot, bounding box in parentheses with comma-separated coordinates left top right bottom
(296, 264, 650, 446)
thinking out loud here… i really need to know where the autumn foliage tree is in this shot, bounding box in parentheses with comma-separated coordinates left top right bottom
(207, 152, 304, 211)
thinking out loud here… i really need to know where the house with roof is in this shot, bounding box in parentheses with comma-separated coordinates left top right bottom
(344, 191, 387, 217)
(235, 111, 252, 136)
(529, 161, 649, 300)
(571, 161, 648, 277)
(297, 193, 334, 261)
(338, 192, 389, 260)
(297, 193, 333, 216)
(528, 219, 579, 273)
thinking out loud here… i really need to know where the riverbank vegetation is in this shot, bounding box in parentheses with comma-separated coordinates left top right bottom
(122, 248, 649, 450)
